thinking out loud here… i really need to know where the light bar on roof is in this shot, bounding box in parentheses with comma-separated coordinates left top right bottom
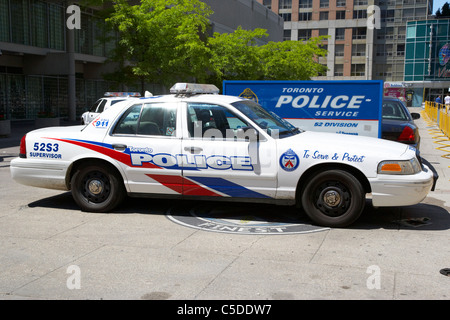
(104, 92, 141, 97)
(170, 83, 219, 95)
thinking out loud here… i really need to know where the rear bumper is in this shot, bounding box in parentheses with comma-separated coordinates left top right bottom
(369, 164, 435, 207)
(10, 157, 69, 191)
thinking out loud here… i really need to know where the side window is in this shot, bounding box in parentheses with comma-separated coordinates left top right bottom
(89, 99, 102, 112)
(96, 99, 108, 113)
(113, 104, 142, 135)
(187, 103, 249, 140)
(137, 103, 177, 136)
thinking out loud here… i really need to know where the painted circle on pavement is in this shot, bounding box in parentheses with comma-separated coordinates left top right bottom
(167, 202, 329, 235)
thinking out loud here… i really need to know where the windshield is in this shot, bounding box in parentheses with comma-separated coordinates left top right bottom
(231, 100, 301, 138)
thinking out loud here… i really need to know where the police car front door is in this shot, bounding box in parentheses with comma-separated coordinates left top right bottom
(181, 102, 277, 199)
(104, 102, 182, 195)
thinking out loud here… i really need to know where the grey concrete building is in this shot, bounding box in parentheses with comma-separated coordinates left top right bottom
(0, 0, 283, 121)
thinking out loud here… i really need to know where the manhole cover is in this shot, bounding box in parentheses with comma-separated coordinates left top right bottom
(167, 203, 329, 235)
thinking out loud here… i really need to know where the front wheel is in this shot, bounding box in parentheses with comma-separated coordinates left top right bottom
(301, 169, 365, 227)
(71, 162, 125, 212)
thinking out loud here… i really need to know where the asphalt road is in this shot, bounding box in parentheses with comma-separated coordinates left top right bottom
(0, 108, 449, 301)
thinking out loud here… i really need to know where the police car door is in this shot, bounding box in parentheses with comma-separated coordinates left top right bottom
(181, 102, 277, 199)
(105, 101, 182, 195)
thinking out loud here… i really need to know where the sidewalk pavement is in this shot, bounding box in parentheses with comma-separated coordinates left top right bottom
(412, 107, 450, 208)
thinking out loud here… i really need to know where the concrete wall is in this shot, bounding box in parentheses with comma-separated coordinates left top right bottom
(205, 0, 283, 42)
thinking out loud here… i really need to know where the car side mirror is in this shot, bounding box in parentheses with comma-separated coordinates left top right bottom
(411, 113, 420, 120)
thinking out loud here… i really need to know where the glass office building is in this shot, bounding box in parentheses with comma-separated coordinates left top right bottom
(0, 0, 122, 121)
(404, 18, 450, 105)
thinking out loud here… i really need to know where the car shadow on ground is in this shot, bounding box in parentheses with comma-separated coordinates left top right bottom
(27, 193, 450, 232)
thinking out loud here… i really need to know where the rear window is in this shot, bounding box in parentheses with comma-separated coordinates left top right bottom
(382, 100, 410, 121)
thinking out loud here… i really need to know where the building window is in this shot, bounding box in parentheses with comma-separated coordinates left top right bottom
(381, 9, 395, 22)
(320, 0, 329, 8)
(352, 27, 366, 40)
(336, 11, 346, 19)
(318, 28, 328, 37)
(352, 44, 366, 56)
(336, 28, 346, 40)
(334, 64, 344, 76)
(299, 12, 312, 21)
(353, 10, 367, 19)
(351, 64, 365, 76)
(319, 11, 329, 20)
(280, 13, 291, 21)
(319, 44, 328, 55)
(279, 0, 292, 9)
(354, 0, 368, 5)
(263, 0, 272, 9)
(299, 0, 312, 8)
(336, 0, 346, 7)
(283, 29, 291, 41)
(335, 44, 345, 56)
(397, 44, 405, 56)
(298, 29, 312, 41)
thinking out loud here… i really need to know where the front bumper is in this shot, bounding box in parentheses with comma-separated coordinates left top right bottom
(369, 163, 435, 207)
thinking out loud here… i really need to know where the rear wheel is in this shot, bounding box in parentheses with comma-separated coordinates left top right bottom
(71, 162, 125, 212)
(301, 169, 365, 227)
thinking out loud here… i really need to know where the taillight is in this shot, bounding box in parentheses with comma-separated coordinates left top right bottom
(19, 134, 27, 158)
(397, 126, 415, 143)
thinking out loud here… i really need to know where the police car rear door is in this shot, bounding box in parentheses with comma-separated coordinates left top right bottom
(104, 101, 183, 195)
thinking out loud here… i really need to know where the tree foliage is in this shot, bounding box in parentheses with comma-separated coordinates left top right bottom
(106, 0, 213, 87)
(436, 2, 450, 17)
(104, 0, 328, 90)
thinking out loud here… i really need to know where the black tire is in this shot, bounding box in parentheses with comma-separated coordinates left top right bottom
(71, 162, 125, 212)
(301, 169, 365, 227)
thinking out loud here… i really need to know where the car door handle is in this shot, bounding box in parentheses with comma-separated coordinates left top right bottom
(112, 144, 127, 151)
(184, 146, 203, 153)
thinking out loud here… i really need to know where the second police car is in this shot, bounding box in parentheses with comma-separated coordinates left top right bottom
(10, 83, 436, 227)
(80, 92, 141, 125)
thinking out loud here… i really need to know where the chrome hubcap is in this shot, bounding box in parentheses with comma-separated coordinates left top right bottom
(88, 179, 103, 195)
(323, 189, 341, 208)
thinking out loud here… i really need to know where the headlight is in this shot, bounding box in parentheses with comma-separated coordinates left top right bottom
(377, 158, 422, 175)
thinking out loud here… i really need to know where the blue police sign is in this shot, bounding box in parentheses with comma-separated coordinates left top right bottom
(223, 80, 383, 138)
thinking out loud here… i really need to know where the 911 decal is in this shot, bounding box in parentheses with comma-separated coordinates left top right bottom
(92, 118, 109, 128)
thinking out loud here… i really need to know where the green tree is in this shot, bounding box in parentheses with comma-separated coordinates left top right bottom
(259, 37, 328, 81)
(436, 2, 450, 17)
(207, 27, 268, 84)
(96, 0, 328, 90)
(207, 27, 328, 87)
(106, 0, 213, 87)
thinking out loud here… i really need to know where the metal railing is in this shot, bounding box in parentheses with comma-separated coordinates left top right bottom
(424, 101, 450, 139)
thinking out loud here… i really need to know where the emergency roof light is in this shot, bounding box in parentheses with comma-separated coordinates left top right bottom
(170, 83, 220, 95)
(104, 92, 141, 97)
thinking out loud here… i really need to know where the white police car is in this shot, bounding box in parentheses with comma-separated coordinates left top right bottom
(81, 92, 141, 125)
(10, 83, 436, 227)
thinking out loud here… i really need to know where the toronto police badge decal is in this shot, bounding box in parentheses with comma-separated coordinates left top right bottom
(279, 149, 299, 172)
